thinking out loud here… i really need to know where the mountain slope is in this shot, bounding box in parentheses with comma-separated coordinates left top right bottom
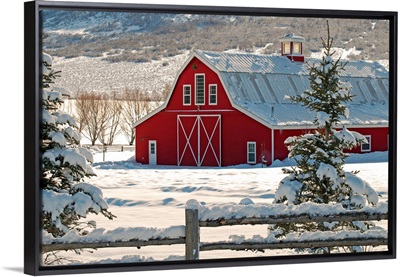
(42, 10, 389, 61)
(41, 10, 390, 94)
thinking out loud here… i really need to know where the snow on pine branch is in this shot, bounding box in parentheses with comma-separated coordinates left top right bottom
(53, 110, 78, 127)
(42, 187, 103, 219)
(73, 183, 109, 211)
(63, 149, 88, 171)
(42, 52, 52, 66)
(43, 148, 92, 173)
(185, 199, 388, 222)
(333, 127, 367, 147)
(42, 182, 111, 232)
(42, 225, 185, 244)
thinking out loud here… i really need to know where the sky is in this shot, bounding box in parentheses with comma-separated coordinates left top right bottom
(0, 0, 399, 277)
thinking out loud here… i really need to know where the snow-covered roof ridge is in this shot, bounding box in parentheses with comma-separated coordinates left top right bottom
(194, 49, 389, 78)
(279, 33, 305, 42)
(195, 49, 306, 75)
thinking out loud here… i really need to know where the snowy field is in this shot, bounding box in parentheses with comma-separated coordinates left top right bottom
(51, 52, 189, 94)
(54, 150, 389, 264)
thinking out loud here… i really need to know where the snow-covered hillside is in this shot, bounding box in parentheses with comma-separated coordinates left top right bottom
(42, 10, 389, 95)
(42, 10, 235, 35)
(52, 52, 189, 94)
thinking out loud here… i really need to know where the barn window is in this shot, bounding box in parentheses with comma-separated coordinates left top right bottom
(195, 74, 205, 105)
(361, 135, 371, 152)
(183, 85, 191, 105)
(150, 142, 156, 154)
(209, 84, 217, 105)
(293, 42, 301, 54)
(283, 42, 291, 54)
(247, 142, 256, 164)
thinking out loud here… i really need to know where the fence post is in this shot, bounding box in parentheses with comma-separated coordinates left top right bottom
(185, 200, 200, 260)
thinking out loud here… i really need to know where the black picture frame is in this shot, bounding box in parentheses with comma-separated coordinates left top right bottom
(24, 0, 397, 275)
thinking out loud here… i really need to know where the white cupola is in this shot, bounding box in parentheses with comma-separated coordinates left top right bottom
(279, 33, 305, 62)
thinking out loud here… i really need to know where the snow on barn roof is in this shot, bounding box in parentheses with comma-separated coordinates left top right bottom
(279, 33, 305, 42)
(194, 49, 389, 128)
(195, 49, 388, 78)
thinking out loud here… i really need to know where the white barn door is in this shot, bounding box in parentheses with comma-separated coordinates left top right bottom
(177, 115, 221, 167)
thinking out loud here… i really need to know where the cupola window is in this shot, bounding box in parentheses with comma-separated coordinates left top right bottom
(283, 42, 291, 54)
(293, 42, 301, 54)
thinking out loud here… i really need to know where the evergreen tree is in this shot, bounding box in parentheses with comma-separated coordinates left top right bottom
(271, 22, 379, 253)
(41, 52, 115, 239)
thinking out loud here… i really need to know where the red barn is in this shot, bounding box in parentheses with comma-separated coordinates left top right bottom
(134, 34, 389, 167)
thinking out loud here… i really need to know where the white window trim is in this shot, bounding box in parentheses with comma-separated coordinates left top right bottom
(209, 84, 217, 105)
(247, 142, 256, 164)
(361, 135, 371, 152)
(183, 85, 191, 106)
(195, 73, 205, 105)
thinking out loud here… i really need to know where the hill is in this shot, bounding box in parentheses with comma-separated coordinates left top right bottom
(42, 10, 390, 94)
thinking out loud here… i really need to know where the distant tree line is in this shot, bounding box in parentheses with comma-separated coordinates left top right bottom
(72, 84, 170, 146)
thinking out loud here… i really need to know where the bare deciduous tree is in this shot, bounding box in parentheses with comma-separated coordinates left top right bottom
(75, 88, 168, 146)
(99, 91, 122, 146)
(75, 91, 110, 146)
(120, 88, 152, 145)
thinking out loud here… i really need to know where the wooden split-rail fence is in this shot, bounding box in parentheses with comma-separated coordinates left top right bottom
(42, 202, 388, 260)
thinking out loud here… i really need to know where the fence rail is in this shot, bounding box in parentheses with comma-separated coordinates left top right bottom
(198, 212, 389, 227)
(42, 238, 185, 253)
(42, 201, 388, 260)
(200, 237, 388, 252)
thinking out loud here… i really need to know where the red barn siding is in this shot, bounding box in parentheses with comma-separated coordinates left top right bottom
(221, 111, 271, 166)
(135, 112, 177, 165)
(273, 129, 313, 161)
(346, 127, 389, 153)
(136, 108, 272, 166)
(272, 127, 389, 162)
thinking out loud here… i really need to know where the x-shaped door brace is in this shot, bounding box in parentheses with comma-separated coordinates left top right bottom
(178, 115, 221, 167)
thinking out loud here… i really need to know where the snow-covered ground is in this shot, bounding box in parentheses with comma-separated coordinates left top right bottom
(52, 150, 389, 264)
(51, 52, 190, 94)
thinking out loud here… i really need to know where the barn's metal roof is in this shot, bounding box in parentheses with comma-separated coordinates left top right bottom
(195, 49, 388, 78)
(195, 50, 389, 127)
